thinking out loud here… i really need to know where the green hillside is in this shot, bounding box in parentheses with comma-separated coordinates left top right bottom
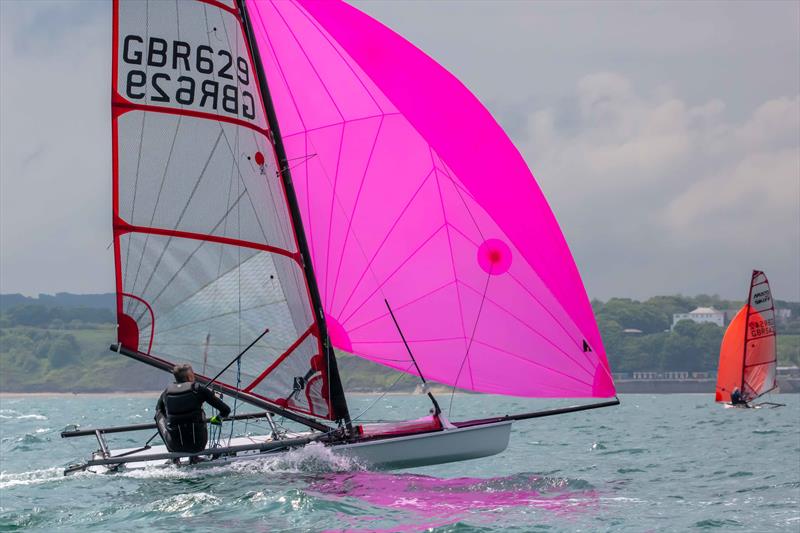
(1, 293, 798, 393)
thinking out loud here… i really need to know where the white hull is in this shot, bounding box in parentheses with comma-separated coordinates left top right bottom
(338, 421, 512, 470)
(87, 421, 513, 473)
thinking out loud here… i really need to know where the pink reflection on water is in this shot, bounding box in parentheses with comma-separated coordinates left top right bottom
(311, 471, 598, 531)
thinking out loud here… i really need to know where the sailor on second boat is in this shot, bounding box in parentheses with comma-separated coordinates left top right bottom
(155, 363, 231, 453)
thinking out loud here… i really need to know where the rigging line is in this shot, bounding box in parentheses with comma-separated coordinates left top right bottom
(122, 0, 152, 294)
(126, 5, 171, 301)
(247, 129, 292, 255)
(201, 0, 241, 335)
(350, 364, 415, 422)
(128, 115, 184, 299)
(205, 327, 270, 390)
(237, 104, 243, 403)
(131, 188, 248, 324)
(253, 121, 346, 420)
(217, 124, 274, 248)
(207, 117, 240, 343)
(142, 249, 285, 330)
(133, 129, 225, 307)
(123, 111, 148, 314)
(282, 153, 318, 174)
(448, 268, 492, 418)
(153, 299, 291, 337)
(385, 299, 441, 415)
(284, 153, 318, 162)
(122, 0, 153, 313)
(241, 126, 309, 340)
(227, 358, 242, 443)
(135, 1, 251, 306)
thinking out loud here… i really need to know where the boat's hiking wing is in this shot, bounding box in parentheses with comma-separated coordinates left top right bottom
(62, 399, 618, 474)
(62, 420, 512, 474)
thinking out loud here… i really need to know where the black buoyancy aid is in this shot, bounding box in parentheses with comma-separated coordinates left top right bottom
(164, 382, 205, 425)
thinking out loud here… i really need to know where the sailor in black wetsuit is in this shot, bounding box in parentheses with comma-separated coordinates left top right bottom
(155, 363, 231, 454)
(730, 387, 748, 407)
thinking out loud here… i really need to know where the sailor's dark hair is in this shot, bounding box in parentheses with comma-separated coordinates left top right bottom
(173, 363, 194, 383)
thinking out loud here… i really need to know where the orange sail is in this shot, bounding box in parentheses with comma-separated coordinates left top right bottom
(715, 271, 778, 403)
(716, 306, 746, 402)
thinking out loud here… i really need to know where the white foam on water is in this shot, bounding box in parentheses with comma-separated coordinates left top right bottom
(222, 442, 363, 475)
(119, 465, 197, 480)
(0, 409, 45, 420)
(0, 467, 65, 489)
(146, 492, 221, 517)
(115, 443, 361, 480)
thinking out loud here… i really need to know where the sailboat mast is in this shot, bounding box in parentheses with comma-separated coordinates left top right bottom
(740, 270, 756, 395)
(237, 0, 351, 428)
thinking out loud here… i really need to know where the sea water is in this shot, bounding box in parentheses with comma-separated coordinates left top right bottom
(1, 393, 798, 531)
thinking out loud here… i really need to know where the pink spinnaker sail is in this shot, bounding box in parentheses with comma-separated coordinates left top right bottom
(247, 0, 615, 398)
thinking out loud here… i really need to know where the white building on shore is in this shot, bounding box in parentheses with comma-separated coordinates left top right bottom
(671, 306, 725, 330)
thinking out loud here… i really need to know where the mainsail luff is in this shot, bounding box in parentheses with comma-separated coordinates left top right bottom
(237, 0, 350, 426)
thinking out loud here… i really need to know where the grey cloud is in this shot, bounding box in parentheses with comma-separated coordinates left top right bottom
(1, 1, 798, 303)
(522, 73, 799, 301)
(1, 0, 113, 296)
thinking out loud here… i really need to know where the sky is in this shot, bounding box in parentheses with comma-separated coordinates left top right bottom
(1, 0, 798, 302)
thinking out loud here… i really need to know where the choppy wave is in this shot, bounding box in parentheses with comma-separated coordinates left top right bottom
(146, 492, 222, 516)
(0, 467, 66, 489)
(1, 394, 798, 531)
(115, 442, 362, 481)
(0, 409, 47, 420)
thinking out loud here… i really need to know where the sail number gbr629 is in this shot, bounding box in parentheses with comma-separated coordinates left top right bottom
(121, 35, 257, 121)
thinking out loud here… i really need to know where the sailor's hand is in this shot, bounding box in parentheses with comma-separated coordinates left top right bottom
(208, 415, 222, 426)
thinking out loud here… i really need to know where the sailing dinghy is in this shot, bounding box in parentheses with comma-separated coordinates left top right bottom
(63, 0, 618, 474)
(715, 270, 780, 408)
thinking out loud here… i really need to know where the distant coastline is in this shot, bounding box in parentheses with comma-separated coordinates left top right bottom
(2, 292, 799, 397)
(615, 377, 800, 394)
